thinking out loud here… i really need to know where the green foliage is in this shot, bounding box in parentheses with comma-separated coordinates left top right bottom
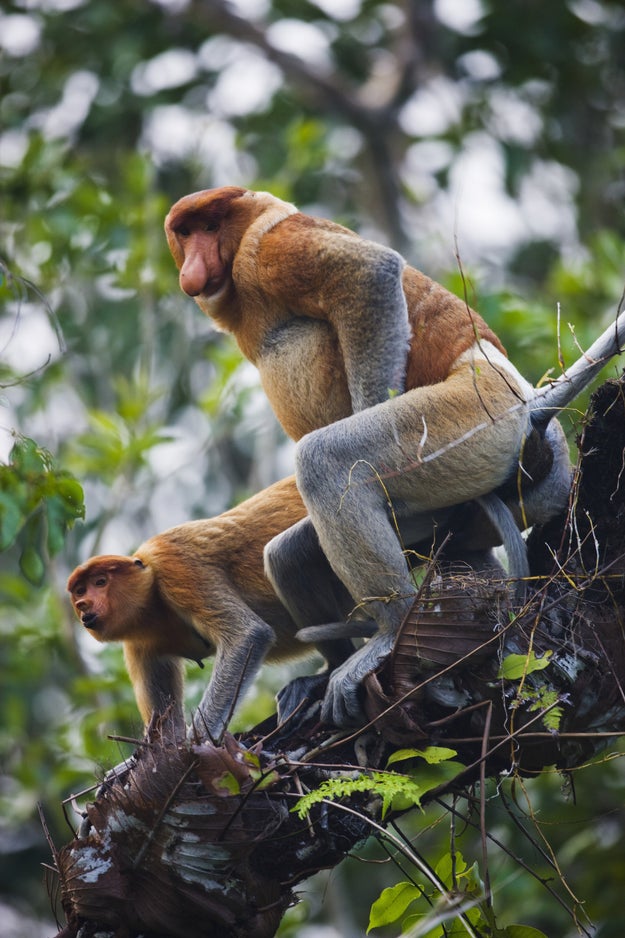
(525, 687, 563, 732)
(367, 850, 487, 936)
(0, 436, 84, 585)
(367, 849, 549, 937)
(497, 650, 552, 681)
(498, 650, 563, 731)
(295, 769, 424, 820)
(69, 390, 173, 483)
(295, 747, 462, 820)
(386, 746, 459, 767)
(367, 881, 425, 933)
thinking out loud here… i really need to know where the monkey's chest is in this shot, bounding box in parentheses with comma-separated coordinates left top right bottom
(257, 318, 352, 439)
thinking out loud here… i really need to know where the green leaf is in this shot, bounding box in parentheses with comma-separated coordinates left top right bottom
(457, 860, 483, 896)
(46, 497, 66, 556)
(248, 768, 279, 790)
(10, 437, 48, 474)
(367, 881, 422, 933)
(293, 770, 424, 820)
(0, 492, 23, 550)
(213, 771, 241, 796)
(540, 702, 564, 731)
(54, 476, 85, 509)
(502, 927, 549, 937)
(498, 650, 552, 680)
(241, 749, 261, 769)
(19, 545, 45, 585)
(435, 851, 467, 884)
(387, 746, 458, 768)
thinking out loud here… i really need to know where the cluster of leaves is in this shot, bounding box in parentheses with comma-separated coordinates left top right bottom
(368, 854, 546, 938)
(296, 746, 553, 936)
(499, 650, 563, 733)
(0, 436, 83, 586)
(296, 746, 462, 820)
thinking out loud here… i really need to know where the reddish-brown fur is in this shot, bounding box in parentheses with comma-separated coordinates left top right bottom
(165, 188, 505, 439)
(67, 477, 310, 730)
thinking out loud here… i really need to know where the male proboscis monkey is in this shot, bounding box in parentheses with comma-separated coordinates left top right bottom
(165, 186, 625, 724)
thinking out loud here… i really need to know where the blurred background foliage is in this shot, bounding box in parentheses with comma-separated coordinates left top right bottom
(1, 0, 625, 934)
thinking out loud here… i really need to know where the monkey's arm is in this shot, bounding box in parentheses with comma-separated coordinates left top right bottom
(123, 645, 186, 738)
(260, 220, 411, 409)
(192, 610, 276, 741)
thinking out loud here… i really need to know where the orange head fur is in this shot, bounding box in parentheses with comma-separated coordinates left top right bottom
(67, 555, 155, 643)
(164, 188, 298, 311)
(164, 186, 248, 267)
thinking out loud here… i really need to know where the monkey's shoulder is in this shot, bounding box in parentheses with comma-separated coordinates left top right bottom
(247, 212, 381, 287)
(281, 212, 360, 241)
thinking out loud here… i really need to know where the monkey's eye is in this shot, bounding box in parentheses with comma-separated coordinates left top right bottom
(73, 585, 86, 597)
(133, 558, 145, 568)
(177, 225, 190, 237)
(94, 575, 107, 588)
(204, 221, 219, 233)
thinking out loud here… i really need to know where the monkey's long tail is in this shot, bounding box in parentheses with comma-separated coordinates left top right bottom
(476, 492, 529, 583)
(297, 620, 378, 643)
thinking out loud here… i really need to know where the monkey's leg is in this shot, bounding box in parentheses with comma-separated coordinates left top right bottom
(265, 517, 360, 722)
(295, 358, 531, 725)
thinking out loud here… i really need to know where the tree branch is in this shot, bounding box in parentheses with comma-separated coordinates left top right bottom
(50, 376, 625, 938)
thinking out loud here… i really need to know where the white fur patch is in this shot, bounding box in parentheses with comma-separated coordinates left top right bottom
(457, 340, 535, 400)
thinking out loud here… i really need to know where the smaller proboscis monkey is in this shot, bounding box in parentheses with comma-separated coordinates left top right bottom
(67, 477, 355, 740)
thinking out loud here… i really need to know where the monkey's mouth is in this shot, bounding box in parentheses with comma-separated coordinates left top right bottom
(81, 612, 100, 631)
(200, 276, 228, 300)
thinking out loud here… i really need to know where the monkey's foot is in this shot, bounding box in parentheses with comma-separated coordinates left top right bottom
(276, 673, 328, 726)
(321, 632, 396, 727)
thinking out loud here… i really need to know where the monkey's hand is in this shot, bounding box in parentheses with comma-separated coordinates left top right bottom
(321, 632, 396, 726)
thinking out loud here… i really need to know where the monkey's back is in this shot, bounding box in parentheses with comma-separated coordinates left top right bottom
(137, 476, 312, 659)
(402, 268, 506, 389)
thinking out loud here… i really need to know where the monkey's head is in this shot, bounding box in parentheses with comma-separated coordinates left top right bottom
(67, 555, 155, 642)
(164, 186, 297, 313)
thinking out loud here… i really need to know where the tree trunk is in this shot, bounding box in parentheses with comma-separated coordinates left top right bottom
(51, 376, 625, 938)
